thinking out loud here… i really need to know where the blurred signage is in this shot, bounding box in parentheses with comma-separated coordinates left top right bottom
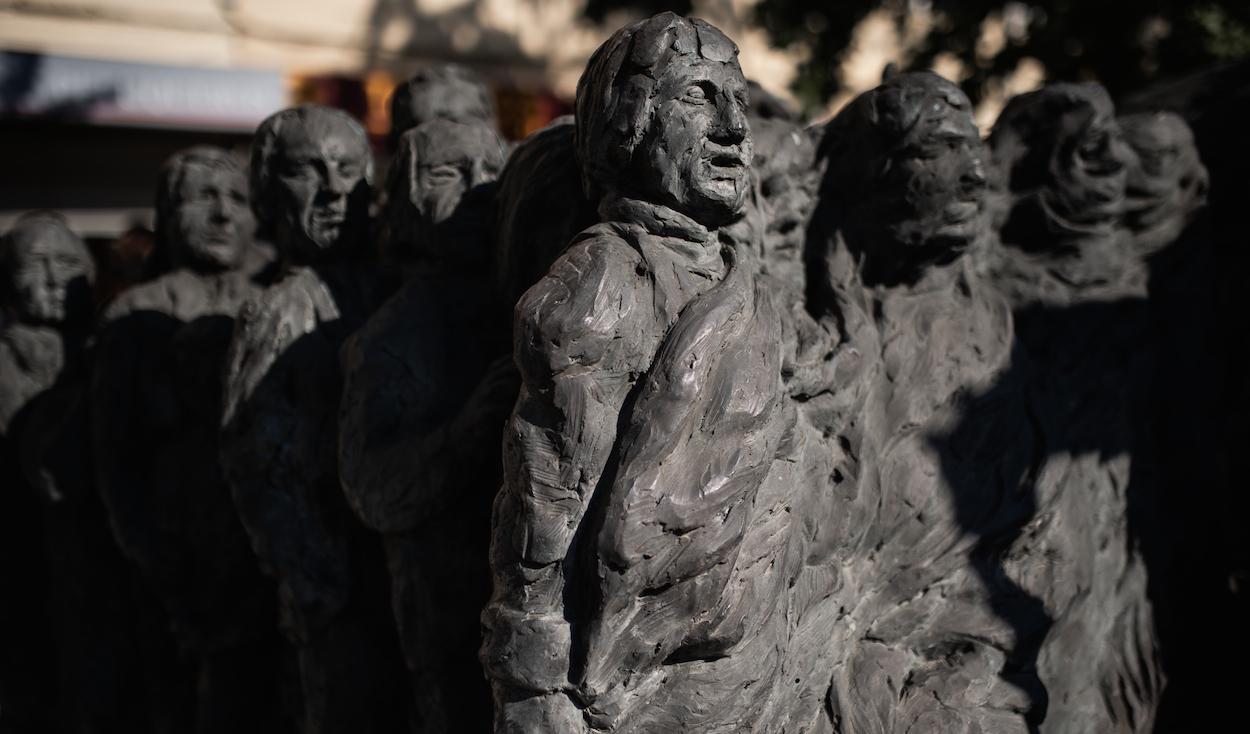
(0, 52, 285, 130)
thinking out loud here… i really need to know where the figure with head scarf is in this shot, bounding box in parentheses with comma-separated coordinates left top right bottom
(481, 13, 795, 731)
(1119, 111, 1208, 257)
(337, 117, 507, 731)
(219, 105, 408, 733)
(988, 83, 1136, 301)
(89, 146, 289, 731)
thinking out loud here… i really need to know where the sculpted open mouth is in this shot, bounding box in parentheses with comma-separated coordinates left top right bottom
(705, 149, 746, 182)
(943, 199, 980, 224)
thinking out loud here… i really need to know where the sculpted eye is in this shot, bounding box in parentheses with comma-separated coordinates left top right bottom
(281, 160, 316, 178)
(683, 84, 709, 104)
(427, 165, 462, 183)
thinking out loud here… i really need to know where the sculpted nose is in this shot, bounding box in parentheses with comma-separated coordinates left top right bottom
(468, 160, 491, 189)
(963, 154, 988, 191)
(713, 95, 748, 145)
(209, 192, 229, 220)
(324, 166, 354, 197)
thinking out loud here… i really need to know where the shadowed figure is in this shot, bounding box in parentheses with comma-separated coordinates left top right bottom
(337, 117, 507, 733)
(219, 105, 407, 734)
(92, 147, 289, 733)
(481, 13, 802, 732)
(0, 212, 111, 733)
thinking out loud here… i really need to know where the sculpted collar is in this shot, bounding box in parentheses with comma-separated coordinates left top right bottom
(600, 197, 717, 246)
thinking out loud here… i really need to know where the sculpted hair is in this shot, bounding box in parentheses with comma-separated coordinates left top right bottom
(574, 11, 741, 203)
(389, 64, 497, 144)
(249, 105, 373, 240)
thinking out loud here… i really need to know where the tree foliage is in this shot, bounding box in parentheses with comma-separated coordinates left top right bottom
(583, 1, 1250, 112)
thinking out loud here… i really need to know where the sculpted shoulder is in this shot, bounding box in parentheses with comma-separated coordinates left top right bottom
(513, 228, 648, 384)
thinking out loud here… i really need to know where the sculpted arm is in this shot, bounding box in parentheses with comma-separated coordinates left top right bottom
(483, 237, 646, 699)
(219, 298, 349, 636)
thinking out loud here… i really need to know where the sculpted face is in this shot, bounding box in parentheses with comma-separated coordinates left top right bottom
(633, 54, 753, 226)
(169, 161, 253, 271)
(752, 118, 816, 274)
(5, 219, 93, 324)
(1121, 112, 1207, 233)
(878, 96, 989, 255)
(1043, 102, 1130, 230)
(829, 75, 990, 280)
(390, 120, 505, 264)
(271, 112, 371, 261)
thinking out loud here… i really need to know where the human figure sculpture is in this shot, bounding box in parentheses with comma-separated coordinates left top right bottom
(337, 117, 507, 731)
(219, 105, 407, 734)
(388, 64, 498, 148)
(804, 72, 1047, 732)
(91, 147, 288, 732)
(482, 13, 796, 730)
(0, 212, 96, 731)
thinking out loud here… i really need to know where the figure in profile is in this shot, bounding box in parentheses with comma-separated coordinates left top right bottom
(92, 147, 287, 731)
(219, 105, 407, 733)
(807, 71, 1042, 732)
(338, 117, 507, 732)
(482, 13, 794, 731)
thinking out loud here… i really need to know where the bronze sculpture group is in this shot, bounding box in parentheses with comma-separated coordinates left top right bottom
(0, 12, 1216, 734)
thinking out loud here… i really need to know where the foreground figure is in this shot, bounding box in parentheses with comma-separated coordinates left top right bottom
(338, 117, 508, 732)
(482, 13, 790, 731)
(93, 147, 286, 732)
(219, 105, 407, 733)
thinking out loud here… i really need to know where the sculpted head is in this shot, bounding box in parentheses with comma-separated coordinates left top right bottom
(576, 12, 753, 227)
(1, 212, 94, 325)
(389, 65, 497, 147)
(751, 116, 817, 280)
(155, 147, 254, 272)
(818, 71, 989, 281)
(250, 105, 373, 264)
(1120, 111, 1207, 240)
(386, 118, 507, 265)
(990, 83, 1132, 249)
